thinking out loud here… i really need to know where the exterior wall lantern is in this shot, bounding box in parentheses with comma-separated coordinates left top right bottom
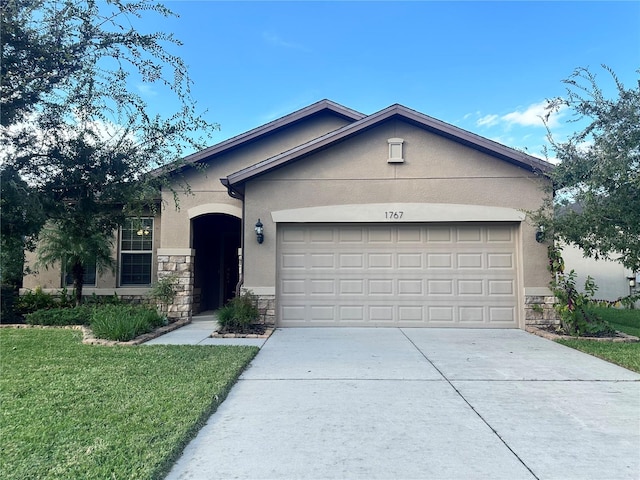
(535, 225, 545, 243)
(628, 275, 637, 296)
(255, 219, 264, 244)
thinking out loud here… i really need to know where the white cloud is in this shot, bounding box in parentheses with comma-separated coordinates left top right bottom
(263, 31, 309, 52)
(477, 114, 499, 127)
(475, 100, 567, 131)
(502, 101, 552, 128)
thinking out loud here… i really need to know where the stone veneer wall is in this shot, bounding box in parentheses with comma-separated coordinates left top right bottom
(524, 294, 559, 326)
(242, 289, 275, 326)
(157, 250, 194, 321)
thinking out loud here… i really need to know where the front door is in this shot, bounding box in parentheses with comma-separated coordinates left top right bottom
(192, 214, 241, 312)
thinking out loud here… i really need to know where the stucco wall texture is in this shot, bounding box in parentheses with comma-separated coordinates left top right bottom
(241, 119, 550, 291)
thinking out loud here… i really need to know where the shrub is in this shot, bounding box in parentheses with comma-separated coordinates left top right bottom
(15, 287, 58, 314)
(14, 286, 75, 314)
(84, 293, 123, 306)
(90, 305, 166, 341)
(548, 247, 615, 337)
(216, 291, 259, 333)
(25, 305, 94, 326)
(149, 274, 178, 317)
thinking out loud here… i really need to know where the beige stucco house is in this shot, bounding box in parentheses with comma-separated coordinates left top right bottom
(24, 100, 557, 328)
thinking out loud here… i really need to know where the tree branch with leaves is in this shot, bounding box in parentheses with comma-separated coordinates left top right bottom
(1, 0, 217, 303)
(535, 65, 640, 272)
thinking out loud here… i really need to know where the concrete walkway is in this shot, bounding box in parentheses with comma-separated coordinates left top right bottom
(144, 313, 268, 347)
(163, 328, 640, 480)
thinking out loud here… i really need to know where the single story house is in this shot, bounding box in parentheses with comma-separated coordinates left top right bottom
(24, 100, 557, 328)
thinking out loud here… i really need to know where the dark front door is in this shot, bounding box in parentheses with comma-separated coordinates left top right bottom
(192, 214, 241, 312)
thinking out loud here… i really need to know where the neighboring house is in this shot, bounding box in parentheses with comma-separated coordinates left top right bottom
(561, 244, 638, 302)
(23, 100, 557, 329)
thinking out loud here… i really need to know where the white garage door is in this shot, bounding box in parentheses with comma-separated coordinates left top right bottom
(277, 223, 520, 327)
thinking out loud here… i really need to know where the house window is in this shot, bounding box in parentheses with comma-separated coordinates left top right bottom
(120, 218, 153, 285)
(64, 262, 97, 287)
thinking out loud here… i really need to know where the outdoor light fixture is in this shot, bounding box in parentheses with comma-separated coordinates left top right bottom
(535, 225, 545, 243)
(255, 219, 264, 244)
(628, 276, 637, 288)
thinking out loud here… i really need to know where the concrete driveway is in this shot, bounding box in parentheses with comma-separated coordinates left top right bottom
(166, 328, 640, 480)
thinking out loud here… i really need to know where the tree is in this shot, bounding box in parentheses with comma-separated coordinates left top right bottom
(538, 65, 640, 272)
(1, 0, 216, 304)
(0, 165, 45, 287)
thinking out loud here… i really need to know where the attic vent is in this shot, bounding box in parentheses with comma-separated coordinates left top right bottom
(387, 138, 404, 163)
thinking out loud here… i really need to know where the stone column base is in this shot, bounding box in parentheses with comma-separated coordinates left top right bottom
(524, 294, 559, 326)
(157, 249, 195, 321)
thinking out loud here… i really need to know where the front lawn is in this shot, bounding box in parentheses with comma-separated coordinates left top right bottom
(556, 307, 640, 373)
(0, 328, 258, 480)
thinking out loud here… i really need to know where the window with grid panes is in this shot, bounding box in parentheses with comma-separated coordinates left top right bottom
(120, 218, 153, 285)
(64, 262, 96, 287)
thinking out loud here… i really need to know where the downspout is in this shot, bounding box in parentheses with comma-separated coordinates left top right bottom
(221, 178, 245, 296)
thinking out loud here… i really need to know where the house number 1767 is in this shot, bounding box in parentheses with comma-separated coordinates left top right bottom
(385, 211, 404, 220)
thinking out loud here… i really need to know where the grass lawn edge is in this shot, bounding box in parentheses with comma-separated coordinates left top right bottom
(1, 327, 260, 480)
(153, 346, 259, 479)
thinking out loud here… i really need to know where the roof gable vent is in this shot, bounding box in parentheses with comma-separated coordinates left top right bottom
(387, 138, 404, 163)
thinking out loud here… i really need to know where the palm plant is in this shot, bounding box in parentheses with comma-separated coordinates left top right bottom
(36, 221, 115, 305)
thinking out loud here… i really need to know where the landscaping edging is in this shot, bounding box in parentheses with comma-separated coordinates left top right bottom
(526, 326, 639, 343)
(1, 318, 192, 346)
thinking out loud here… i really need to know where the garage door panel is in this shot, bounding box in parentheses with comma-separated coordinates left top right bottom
(368, 227, 394, 243)
(309, 253, 334, 268)
(427, 253, 453, 268)
(398, 253, 423, 268)
(457, 253, 484, 268)
(282, 253, 306, 268)
(339, 253, 364, 268)
(458, 279, 484, 295)
(278, 224, 519, 327)
(487, 253, 514, 269)
(489, 307, 516, 323)
(369, 253, 393, 268)
(488, 280, 515, 295)
(457, 226, 483, 242)
(370, 306, 394, 322)
(398, 279, 423, 295)
(369, 279, 394, 295)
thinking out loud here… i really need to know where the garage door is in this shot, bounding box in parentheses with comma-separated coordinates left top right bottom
(277, 223, 520, 327)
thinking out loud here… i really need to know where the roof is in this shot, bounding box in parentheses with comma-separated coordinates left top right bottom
(164, 99, 365, 173)
(222, 103, 554, 194)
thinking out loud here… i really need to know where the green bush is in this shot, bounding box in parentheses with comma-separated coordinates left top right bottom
(15, 287, 58, 314)
(90, 305, 166, 341)
(216, 291, 260, 333)
(84, 293, 123, 306)
(14, 286, 75, 314)
(25, 305, 94, 326)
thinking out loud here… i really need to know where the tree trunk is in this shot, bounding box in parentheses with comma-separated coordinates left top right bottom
(72, 261, 84, 306)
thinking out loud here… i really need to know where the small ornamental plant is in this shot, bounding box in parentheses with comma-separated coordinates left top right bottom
(548, 246, 615, 337)
(216, 291, 260, 334)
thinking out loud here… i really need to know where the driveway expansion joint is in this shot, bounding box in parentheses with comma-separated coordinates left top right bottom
(399, 328, 541, 480)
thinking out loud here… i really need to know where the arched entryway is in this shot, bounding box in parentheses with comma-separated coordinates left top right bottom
(192, 214, 241, 313)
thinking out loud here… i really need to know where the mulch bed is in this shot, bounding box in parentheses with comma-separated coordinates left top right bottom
(211, 324, 274, 339)
(526, 325, 639, 343)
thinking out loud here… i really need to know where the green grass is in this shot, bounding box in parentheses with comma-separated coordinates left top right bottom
(0, 328, 258, 480)
(590, 306, 640, 337)
(556, 307, 640, 373)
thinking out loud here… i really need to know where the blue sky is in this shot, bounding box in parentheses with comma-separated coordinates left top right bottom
(133, 1, 639, 159)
